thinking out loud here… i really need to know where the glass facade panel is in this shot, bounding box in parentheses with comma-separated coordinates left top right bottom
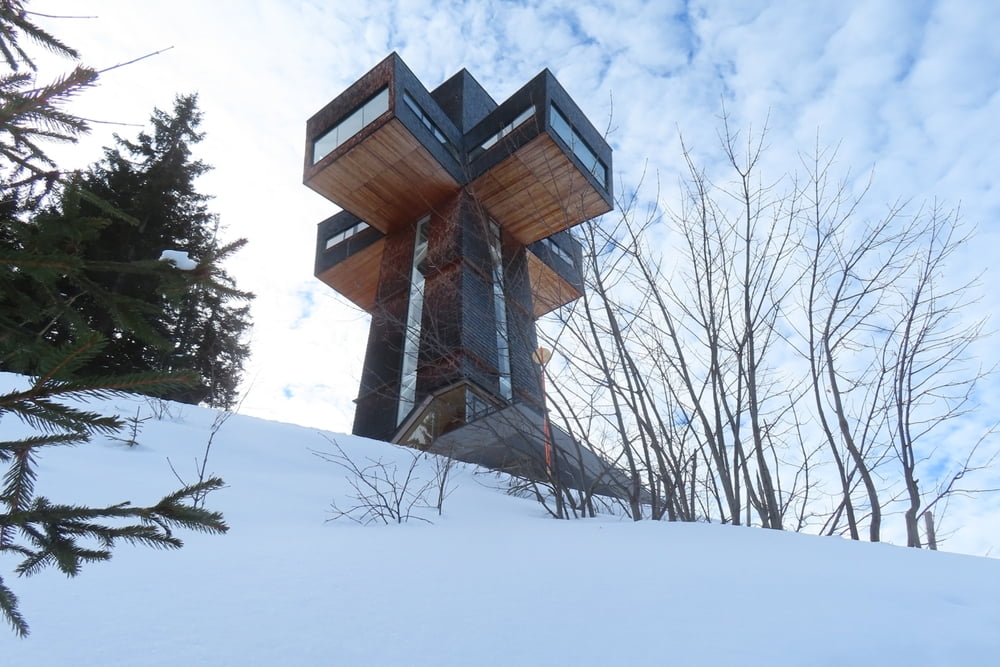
(397, 215, 431, 425)
(549, 104, 607, 187)
(542, 236, 573, 265)
(312, 87, 389, 164)
(325, 221, 369, 250)
(363, 88, 389, 125)
(466, 389, 494, 422)
(403, 92, 457, 156)
(313, 128, 340, 166)
(472, 106, 535, 159)
(550, 106, 572, 147)
(489, 220, 513, 401)
(338, 109, 363, 146)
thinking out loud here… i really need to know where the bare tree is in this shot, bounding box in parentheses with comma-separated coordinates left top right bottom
(319, 109, 996, 546)
(542, 119, 811, 529)
(315, 435, 441, 525)
(535, 122, 997, 546)
(881, 204, 994, 546)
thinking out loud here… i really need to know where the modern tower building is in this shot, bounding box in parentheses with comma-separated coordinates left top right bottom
(304, 53, 615, 483)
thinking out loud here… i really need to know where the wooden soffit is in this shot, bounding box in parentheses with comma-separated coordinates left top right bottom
(315, 239, 384, 312)
(305, 118, 460, 234)
(469, 133, 612, 245)
(526, 249, 582, 318)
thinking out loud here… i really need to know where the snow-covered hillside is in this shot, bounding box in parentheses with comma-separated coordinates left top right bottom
(3, 383, 999, 666)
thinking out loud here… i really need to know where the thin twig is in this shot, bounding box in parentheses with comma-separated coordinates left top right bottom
(25, 11, 98, 19)
(97, 46, 174, 75)
(77, 117, 144, 128)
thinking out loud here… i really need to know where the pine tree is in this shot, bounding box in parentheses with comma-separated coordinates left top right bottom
(0, 0, 95, 203)
(0, 2, 229, 637)
(46, 95, 253, 408)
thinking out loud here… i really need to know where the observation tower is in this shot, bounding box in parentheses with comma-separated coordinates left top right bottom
(304, 53, 617, 486)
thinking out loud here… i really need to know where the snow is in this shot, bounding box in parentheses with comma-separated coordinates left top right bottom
(158, 249, 198, 271)
(2, 376, 999, 665)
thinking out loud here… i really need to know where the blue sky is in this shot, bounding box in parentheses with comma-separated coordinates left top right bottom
(30, 0, 1000, 551)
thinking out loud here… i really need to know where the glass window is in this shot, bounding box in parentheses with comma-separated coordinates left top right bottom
(542, 237, 573, 265)
(312, 87, 389, 164)
(325, 221, 369, 250)
(549, 104, 607, 187)
(466, 390, 494, 421)
(337, 109, 363, 145)
(472, 106, 535, 159)
(489, 220, 513, 401)
(363, 88, 389, 125)
(313, 128, 340, 166)
(403, 92, 457, 156)
(397, 215, 431, 425)
(550, 106, 572, 147)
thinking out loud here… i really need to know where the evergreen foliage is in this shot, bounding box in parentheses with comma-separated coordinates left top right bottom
(33, 95, 253, 409)
(0, 1, 94, 202)
(0, 2, 229, 637)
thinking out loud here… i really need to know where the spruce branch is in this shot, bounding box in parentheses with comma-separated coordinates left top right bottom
(0, 575, 27, 637)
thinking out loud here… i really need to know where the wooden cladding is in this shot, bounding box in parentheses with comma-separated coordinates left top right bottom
(305, 118, 460, 234)
(470, 133, 612, 245)
(526, 249, 582, 317)
(315, 239, 384, 311)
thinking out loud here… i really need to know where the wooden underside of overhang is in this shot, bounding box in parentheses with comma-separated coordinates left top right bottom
(526, 249, 582, 318)
(315, 240, 384, 312)
(470, 134, 612, 245)
(305, 119, 460, 233)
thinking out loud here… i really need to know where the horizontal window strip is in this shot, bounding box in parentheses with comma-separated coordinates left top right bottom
(550, 104, 607, 187)
(313, 87, 389, 164)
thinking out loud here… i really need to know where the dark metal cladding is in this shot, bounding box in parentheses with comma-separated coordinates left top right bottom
(314, 211, 381, 278)
(430, 68, 498, 133)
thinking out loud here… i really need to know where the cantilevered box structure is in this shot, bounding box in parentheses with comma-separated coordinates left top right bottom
(305, 53, 622, 490)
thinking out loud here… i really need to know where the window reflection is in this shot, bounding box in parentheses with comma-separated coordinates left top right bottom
(324, 221, 369, 250)
(403, 92, 457, 157)
(397, 215, 431, 425)
(550, 104, 607, 187)
(313, 87, 389, 164)
(541, 236, 573, 265)
(471, 106, 535, 159)
(489, 220, 513, 401)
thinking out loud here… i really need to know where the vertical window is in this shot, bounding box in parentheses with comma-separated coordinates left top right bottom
(397, 215, 430, 425)
(489, 220, 513, 401)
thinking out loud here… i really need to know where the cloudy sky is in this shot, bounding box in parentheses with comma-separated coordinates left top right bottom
(31, 1, 1000, 549)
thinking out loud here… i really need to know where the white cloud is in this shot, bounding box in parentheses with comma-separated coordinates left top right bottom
(25, 0, 1000, 550)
